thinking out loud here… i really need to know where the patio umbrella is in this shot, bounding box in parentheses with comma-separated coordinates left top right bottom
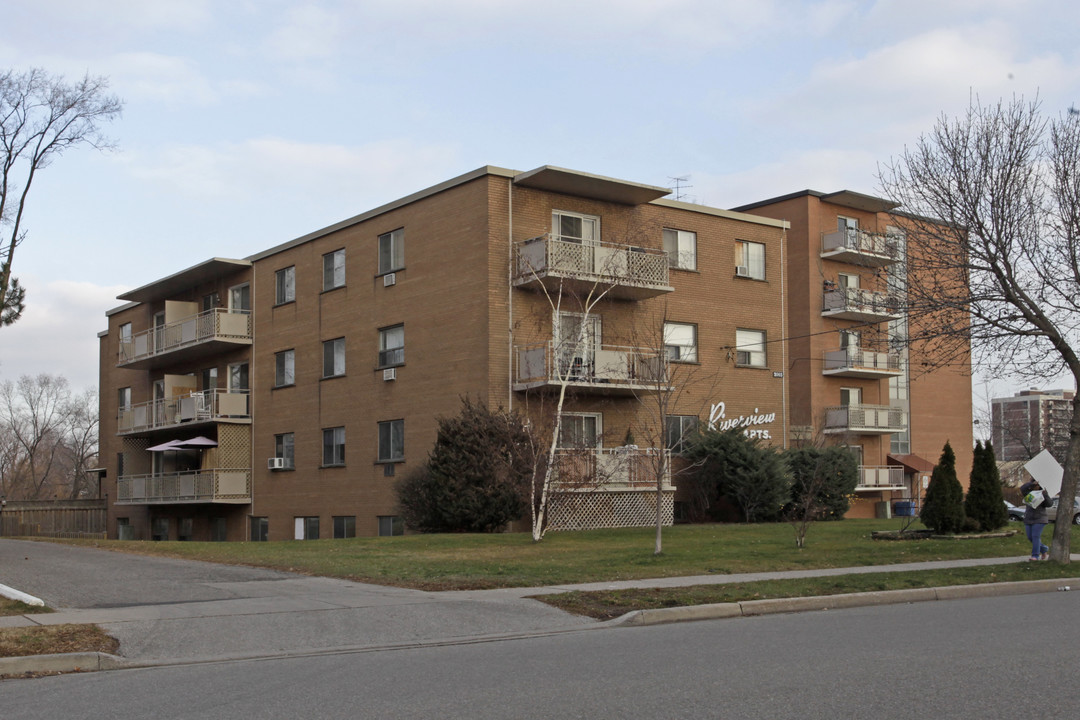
(171, 436, 218, 449)
(147, 439, 183, 452)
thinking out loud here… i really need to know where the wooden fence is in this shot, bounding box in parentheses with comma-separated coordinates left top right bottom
(0, 499, 107, 539)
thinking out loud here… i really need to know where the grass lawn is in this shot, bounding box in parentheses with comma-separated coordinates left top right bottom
(40, 518, 1076, 590)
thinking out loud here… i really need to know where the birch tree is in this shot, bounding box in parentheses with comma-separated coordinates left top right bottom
(0, 68, 122, 326)
(878, 97, 1080, 562)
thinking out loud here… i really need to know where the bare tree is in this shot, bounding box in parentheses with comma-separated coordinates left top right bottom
(0, 68, 122, 326)
(63, 386, 100, 499)
(879, 97, 1080, 562)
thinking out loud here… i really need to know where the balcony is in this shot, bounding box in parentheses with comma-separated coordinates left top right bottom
(856, 465, 906, 491)
(822, 347, 903, 379)
(117, 389, 251, 435)
(821, 229, 901, 267)
(118, 308, 252, 369)
(514, 341, 672, 395)
(821, 288, 903, 323)
(513, 235, 673, 300)
(824, 404, 906, 435)
(116, 469, 251, 505)
(551, 447, 673, 491)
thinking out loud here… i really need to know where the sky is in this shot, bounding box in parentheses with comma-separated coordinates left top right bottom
(0, 0, 1078, 412)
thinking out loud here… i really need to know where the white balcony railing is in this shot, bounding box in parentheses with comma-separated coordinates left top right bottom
(513, 235, 672, 299)
(116, 469, 251, 504)
(514, 341, 669, 394)
(821, 229, 901, 265)
(857, 465, 906, 489)
(824, 404, 906, 434)
(822, 288, 904, 322)
(551, 447, 673, 491)
(118, 308, 252, 365)
(117, 389, 251, 434)
(822, 347, 903, 377)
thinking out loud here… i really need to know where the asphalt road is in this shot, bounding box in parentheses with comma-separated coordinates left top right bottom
(4, 589, 1077, 719)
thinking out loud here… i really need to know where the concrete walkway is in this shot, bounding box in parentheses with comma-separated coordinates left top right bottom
(1, 539, 1078, 677)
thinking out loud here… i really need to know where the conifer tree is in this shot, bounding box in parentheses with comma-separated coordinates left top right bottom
(964, 440, 1008, 531)
(919, 441, 965, 533)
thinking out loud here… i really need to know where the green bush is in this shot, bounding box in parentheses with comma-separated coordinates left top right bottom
(920, 441, 965, 533)
(782, 446, 859, 520)
(395, 398, 534, 533)
(964, 440, 1008, 531)
(683, 427, 790, 522)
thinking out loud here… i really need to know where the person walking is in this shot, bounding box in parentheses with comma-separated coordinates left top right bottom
(1020, 480, 1052, 561)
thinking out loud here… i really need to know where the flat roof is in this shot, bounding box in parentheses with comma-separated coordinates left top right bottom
(733, 189, 899, 214)
(117, 258, 251, 304)
(513, 166, 671, 205)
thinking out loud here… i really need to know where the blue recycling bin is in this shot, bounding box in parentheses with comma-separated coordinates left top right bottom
(893, 501, 914, 517)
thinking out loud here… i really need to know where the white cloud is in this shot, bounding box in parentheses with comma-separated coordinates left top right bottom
(0, 278, 125, 392)
(264, 4, 343, 62)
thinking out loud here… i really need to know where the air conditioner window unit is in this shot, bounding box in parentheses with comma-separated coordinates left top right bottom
(735, 265, 750, 277)
(383, 368, 396, 381)
(383, 272, 396, 287)
(268, 457, 286, 470)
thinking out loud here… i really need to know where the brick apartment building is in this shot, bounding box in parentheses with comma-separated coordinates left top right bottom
(98, 166, 972, 541)
(991, 388, 1075, 463)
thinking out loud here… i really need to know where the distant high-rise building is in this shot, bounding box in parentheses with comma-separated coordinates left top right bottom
(991, 388, 1075, 462)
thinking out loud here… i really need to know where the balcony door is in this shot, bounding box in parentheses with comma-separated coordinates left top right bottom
(229, 283, 250, 312)
(556, 312, 600, 379)
(558, 413, 602, 449)
(552, 210, 600, 274)
(840, 387, 862, 406)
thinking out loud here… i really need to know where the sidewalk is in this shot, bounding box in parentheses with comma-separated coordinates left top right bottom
(3, 553, 1078, 677)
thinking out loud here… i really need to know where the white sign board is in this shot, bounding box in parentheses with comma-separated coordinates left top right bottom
(1024, 449, 1063, 496)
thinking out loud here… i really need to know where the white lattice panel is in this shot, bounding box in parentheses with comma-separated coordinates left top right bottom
(546, 490, 674, 532)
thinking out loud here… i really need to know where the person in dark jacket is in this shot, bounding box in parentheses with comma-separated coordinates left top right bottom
(1020, 480, 1052, 561)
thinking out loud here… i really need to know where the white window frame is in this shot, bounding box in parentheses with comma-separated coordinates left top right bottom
(323, 337, 346, 378)
(378, 325, 405, 368)
(664, 322, 698, 362)
(378, 228, 405, 274)
(275, 267, 295, 305)
(229, 283, 250, 311)
(378, 419, 405, 462)
(735, 329, 767, 367)
(663, 228, 697, 270)
(322, 426, 346, 466)
(118, 387, 131, 410)
(735, 240, 765, 280)
(274, 349, 295, 387)
(274, 432, 295, 469)
(551, 210, 600, 245)
(323, 249, 345, 291)
(558, 412, 602, 449)
(840, 387, 862, 406)
(665, 415, 699, 453)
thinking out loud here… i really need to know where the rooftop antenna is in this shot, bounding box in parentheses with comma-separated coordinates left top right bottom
(668, 175, 693, 202)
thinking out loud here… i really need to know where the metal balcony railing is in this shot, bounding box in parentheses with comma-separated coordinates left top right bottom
(824, 404, 907, 434)
(857, 465, 906, 489)
(118, 308, 252, 366)
(116, 469, 251, 504)
(514, 341, 670, 394)
(822, 347, 903, 377)
(551, 447, 673, 491)
(117, 389, 251, 435)
(822, 287, 904, 322)
(513, 235, 672, 299)
(821, 228, 902, 265)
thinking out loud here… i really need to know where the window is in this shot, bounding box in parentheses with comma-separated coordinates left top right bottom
(663, 322, 697, 362)
(558, 413, 601, 448)
(734, 240, 765, 280)
(378, 325, 404, 367)
(275, 266, 295, 305)
(378, 516, 404, 537)
(323, 249, 346, 290)
(250, 516, 268, 542)
(552, 210, 599, 244)
(838, 215, 858, 233)
(119, 322, 132, 343)
(378, 419, 405, 462)
(229, 362, 249, 391)
(840, 330, 860, 350)
(117, 451, 125, 478)
(663, 228, 697, 270)
(275, 350, 295, 387)
(117, 517, 133, 541)
(295, 517, 319, 540)
(275, 432, 295, 469)
(151, 518, 169, 541)
(665, 415, 700, 453)
(323, 426, 345, 466)
(735, 329, 766, 367)
(202, 367, 218, 391)
(333, 516, 356, 539)
(118, 387, 131, 410)
(838, 272, 859, 290)
(840, 387, 862, 406)
(323, 338, 346, 378)
(229, 283, 251, 311)
(378, 228, 404, 274)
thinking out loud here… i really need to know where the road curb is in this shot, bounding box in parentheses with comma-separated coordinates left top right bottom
(615, 578, 1080, 626)
(0, 583, 44, 607)
(0, 651, 126, 677)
